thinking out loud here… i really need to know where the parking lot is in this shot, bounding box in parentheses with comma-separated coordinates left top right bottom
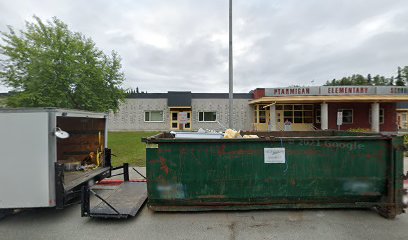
(1, 161, 407, 240)
(1, 201, 408, 240)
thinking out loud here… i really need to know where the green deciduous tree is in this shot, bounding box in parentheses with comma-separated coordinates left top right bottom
(372, 75, 387, 85)
(352, 74, 367, 85)
(0, 16, 126, 112)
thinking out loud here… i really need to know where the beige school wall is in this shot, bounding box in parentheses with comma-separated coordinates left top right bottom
(108, 98, 254, 131)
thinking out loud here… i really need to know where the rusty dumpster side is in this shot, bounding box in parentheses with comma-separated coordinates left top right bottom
(143, 131, 406, 218)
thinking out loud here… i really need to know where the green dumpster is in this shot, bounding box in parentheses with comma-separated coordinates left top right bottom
(143, 131, 407, 218)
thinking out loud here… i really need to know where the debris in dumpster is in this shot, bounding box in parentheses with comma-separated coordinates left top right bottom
(243, 135, 259, 139)
(224, 129, 242, 139)
(171, 130, 224, 139)
(169, 129, 259, 139)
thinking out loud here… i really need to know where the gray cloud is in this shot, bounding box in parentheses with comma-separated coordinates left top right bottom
(1, 0, 408, 93)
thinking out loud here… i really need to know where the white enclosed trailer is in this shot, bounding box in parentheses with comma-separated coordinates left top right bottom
(0, 108, 112, 211)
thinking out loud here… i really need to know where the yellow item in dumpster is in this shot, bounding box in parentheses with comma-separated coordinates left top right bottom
(224, 129, 242, 139)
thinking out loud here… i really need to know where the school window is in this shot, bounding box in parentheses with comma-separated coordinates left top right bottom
(144, 111, 164, 122)
(316, 109, 321, 124)
(198, 112, 217, 122)
(255, 105, 267, 123)
(185, 112, 191, 128)
(369, 108, 385, 124)
(172, 112, 178, 121)
(171, 112, 178, 128)
(259, 110, 266, 123)
(339, 109, 353, 124)
(279, 104, 314, 124)
(402, 113, 408, 129)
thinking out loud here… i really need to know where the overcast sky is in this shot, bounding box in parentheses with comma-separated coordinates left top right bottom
(1, 0, 408, 93)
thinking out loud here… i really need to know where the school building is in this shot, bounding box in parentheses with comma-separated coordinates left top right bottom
(106, 86, 408, 133)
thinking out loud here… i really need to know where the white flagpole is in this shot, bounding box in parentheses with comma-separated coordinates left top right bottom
(228, 0, 234, 129)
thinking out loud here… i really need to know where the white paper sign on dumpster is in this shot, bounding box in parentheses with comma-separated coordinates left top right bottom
(264, 148, 286, 163)
(178, 112, 188, 124)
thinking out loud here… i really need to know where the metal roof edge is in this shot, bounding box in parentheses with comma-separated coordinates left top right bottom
(126, 92, 253, 99)
(0, 108, 108, 117)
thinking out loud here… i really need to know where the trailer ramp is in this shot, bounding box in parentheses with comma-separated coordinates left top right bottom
(81, 164, 147, 219)
(89, 182, 147, 218)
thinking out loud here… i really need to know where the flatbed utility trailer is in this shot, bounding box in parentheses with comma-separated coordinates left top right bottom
(0, 108, 147, 219)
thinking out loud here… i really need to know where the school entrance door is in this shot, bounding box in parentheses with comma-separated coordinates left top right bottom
(169, 108, 192, 131)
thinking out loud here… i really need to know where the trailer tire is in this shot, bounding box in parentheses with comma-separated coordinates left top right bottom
(0, 209, 13, 220)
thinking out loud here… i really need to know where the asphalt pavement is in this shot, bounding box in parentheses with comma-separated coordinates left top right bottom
(1, 162, 408, 240)
(1, 200, 407, 240)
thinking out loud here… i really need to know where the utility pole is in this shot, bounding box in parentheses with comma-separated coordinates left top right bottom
(228, 0, 234, 129)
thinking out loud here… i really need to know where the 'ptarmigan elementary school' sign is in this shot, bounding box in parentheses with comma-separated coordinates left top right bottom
(265, 86, 408, 97)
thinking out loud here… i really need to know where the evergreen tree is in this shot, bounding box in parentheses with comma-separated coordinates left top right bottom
(388, 76, 394, 86)
(323, 67, 408, 86)
(367, 74, 372, 85)
(396, 67, 405, 86)
(403, 66, 408, 85)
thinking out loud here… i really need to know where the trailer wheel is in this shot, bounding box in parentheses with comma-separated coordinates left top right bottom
(0, 209, 13, 220)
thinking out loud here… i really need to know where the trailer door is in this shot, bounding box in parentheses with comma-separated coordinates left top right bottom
(0, 112, 52, 208)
